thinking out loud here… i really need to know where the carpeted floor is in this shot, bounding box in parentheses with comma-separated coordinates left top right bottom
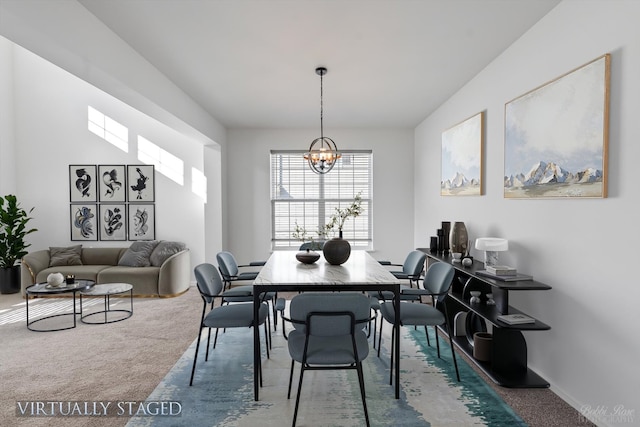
(0, 289, 593, 426)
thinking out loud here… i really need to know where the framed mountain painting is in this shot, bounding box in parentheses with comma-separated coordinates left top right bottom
(504, 54, 610, 199)
(441, 112, 483, 196)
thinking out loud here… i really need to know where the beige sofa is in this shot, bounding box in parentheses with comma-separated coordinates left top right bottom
(21, 242, 190, 297)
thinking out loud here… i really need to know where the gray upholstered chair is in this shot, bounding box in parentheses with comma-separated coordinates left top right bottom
(216, 251, 279, 332)
(388, 250, 427, 288)
(216, 251, 262, 290)
(189, 263, 269, 386)
(284, 292, 372, 427)
(369, 250, 427, 343)
(298, 241, 324, 251)
(378, 261, 460, 384)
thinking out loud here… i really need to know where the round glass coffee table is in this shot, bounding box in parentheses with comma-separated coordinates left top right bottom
(79, 283, 133, 324)
(25, 279, 95, 332)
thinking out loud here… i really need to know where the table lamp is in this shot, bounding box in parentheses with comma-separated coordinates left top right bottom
(475, 237, 508, 267)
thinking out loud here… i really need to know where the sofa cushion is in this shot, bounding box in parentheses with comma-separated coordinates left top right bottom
(118, 241, 159, 267)
(149, 241, 186, 267)
(49, 245, 83, 267)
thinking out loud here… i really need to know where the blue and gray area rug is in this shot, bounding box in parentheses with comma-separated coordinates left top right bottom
(127, 317, 526, 427)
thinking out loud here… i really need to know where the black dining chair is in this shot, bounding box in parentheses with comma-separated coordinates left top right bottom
(284, 292, 373, 427)
(190, 263, 270, 386)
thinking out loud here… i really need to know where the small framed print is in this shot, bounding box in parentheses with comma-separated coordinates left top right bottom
(128, 204, 155, 241)
(70, 204, 98, 241)
(98, 165, 126, 202)
(69, 165, 97, 202)
(127, 165, 155, 202)
(99, 204, 126, 241)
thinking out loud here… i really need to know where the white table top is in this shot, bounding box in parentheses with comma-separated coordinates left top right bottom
(254, 250, 399, 286)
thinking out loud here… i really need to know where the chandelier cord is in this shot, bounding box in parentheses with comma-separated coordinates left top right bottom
(319, 70, 324, 139)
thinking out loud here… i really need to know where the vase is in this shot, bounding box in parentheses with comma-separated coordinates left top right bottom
(322, 231, 351, 265)
(449, 221, 468, 256)
(295, 249, 320, 264)
(473, 332, 493, 362)
(441, 221, 451, 253)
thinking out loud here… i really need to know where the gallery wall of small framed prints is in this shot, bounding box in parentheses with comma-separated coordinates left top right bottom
(69, 164, 155, 241)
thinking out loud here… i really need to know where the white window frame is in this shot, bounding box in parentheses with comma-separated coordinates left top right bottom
(270, 150, 373, 250)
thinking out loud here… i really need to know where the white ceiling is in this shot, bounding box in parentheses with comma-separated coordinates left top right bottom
(78, 0, 560, 129)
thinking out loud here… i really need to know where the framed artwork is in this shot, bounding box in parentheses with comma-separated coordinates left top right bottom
(99, 204, 126, 241)
(70, 204, 98, 241)
(98, 165, 126, 202)
(69, 165, 97, 202)
(128, 204, 155, 241)
(441, 112, 483, 196)
(504, 54, 610, 198)
(127, 165, 155, 202)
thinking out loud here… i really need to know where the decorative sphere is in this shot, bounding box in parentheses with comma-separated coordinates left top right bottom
(47, 272, 65, 287)
(462, 258, 473, 267)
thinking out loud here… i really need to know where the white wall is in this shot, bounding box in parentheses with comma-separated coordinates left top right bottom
(226, 128, 415, 264)
(414, 1, 639, 423)
(10, 44, 207, 273)
(0, 37, 16, 194)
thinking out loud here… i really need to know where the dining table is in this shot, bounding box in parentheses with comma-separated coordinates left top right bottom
(252, 250, 401, 401)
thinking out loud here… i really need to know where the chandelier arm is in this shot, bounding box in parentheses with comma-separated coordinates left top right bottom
(304, 66, 340, 175)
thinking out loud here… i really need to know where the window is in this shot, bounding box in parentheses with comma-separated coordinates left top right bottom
(270, 150, 372, 249)
(87, 106, 128, 152)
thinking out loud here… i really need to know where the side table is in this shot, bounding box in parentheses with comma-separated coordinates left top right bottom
(25, 279, 95, 332)
(80, 283, 133, 324)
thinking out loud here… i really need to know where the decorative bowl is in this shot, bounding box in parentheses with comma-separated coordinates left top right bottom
(296, 250, 320, 264)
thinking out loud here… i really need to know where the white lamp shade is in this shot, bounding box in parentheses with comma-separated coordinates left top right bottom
(475, 238, 508, 251)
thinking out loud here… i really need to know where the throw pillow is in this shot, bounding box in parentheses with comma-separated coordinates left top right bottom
(49, 245, 83, 267)
(149, 241, 186, 267)
(117, 241, 159, 267)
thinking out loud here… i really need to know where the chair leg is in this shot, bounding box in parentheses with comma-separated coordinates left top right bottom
(292, 364, 306, 427)
(264, 321, 270, 360)
(432, 325, 441, 358)
(189, 327, 204, 386)
(377, 315, 385, 357)
(205, 328, 213, 361)
(266, 311, 272, 351)
(445, 321, 461, 382)
(356, 361, 371, 427)
(389, 324, 396, 385)
(287, 360, 295, 399)
(213, 328, 220, 349)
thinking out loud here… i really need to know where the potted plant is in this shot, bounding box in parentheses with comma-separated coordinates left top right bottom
(291, 193, 363, 265)
(321, 193, 363, 265)
(0, 195, 37, 294)
(323, 192, 363, 239)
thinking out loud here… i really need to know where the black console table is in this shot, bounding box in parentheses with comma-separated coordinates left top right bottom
(419, 249, 551, 388)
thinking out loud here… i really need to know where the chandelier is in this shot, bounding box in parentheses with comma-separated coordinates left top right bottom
(304, 67, 341, 174)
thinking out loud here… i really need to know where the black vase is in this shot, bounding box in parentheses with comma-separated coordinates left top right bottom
(0, 265, 21, 294)
(322, 231, 351, 265)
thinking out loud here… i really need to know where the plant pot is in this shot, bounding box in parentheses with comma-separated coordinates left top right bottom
(0, 265, 21, 294)
(322, 234, 351, 265)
